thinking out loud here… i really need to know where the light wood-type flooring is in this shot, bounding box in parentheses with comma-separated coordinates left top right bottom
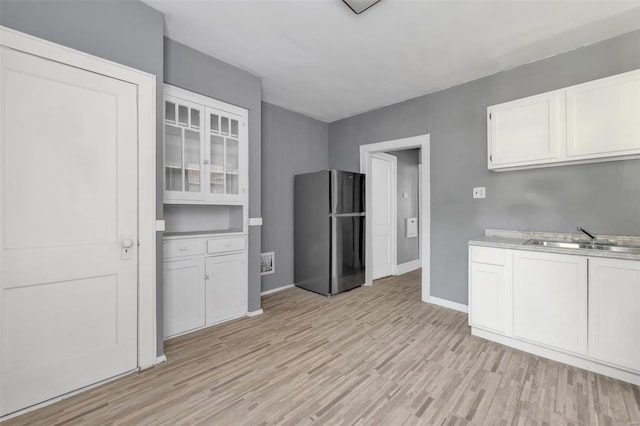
(3, 269, 640, 425)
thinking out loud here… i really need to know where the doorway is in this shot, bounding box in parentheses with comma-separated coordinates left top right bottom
(360, 135, 431, 302)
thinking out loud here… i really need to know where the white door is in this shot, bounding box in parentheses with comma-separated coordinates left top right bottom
(205, 254, 247, 325)
(0, 47, 138, 415)
(370, 153, 396, 279)
(163, 258, 205, 338)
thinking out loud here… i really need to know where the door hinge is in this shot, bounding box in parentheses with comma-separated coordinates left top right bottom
(489, 113, 492, 119)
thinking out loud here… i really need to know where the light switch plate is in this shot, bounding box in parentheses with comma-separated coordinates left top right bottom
(473, 187, 486, 199)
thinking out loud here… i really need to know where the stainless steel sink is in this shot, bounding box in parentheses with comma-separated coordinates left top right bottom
(524, 239, 640, 254)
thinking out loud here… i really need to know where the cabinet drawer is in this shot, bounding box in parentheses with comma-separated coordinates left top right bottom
(207, 237, 245, 254)
(164, 239, 205, 258)
(470, 246, 506, 266)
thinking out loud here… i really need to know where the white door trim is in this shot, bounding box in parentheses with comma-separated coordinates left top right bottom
(370, 152, 397, 278)
(0, 26, 158, 370)
(360, 135, 431, 303)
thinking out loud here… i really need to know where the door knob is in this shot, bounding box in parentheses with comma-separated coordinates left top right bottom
(122, 235, 134, 248)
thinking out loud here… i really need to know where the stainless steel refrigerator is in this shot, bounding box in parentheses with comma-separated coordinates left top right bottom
(294, 170, 365, 296)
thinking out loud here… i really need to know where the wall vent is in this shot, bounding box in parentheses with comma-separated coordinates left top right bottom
(260, 252, 275, 275)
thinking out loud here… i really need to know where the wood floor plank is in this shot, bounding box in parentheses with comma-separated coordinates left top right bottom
(2, 269, 639, 425)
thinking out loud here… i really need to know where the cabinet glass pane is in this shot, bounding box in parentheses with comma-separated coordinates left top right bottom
(210, 114, 219, 133)
(226, 138, 239, 173)
(226, 138, 239, 195)
(221, 117, 229, 135)
(190, 109, 200, 129)
(165, 101, 176, 123)
(184, 129, 200, 192)
(178, 105, 188, 126)
(230, 119, 238, 137)
(165, 125, 183, 191)
(210, 135, 225, 194)
(226, 174, 238, 195)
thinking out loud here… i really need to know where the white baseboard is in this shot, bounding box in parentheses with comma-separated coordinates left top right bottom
(155, 354, 167, 365)
(261, 283, 295, 296)
(395, 259, 421, 275)
(246, 309, 263, 317)
(427, 296, 469, 313)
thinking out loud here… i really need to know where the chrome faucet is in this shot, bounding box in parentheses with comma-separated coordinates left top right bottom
(577, 226, 596, 240)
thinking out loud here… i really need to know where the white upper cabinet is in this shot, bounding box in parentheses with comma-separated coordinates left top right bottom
(488, 91, 565, 168)
(566, 71, 640, 159)
(488, 69, 640, 171)
(164, 85, 248, 204)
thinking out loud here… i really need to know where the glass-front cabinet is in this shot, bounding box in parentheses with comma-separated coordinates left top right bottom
(163, 85, 248, 204)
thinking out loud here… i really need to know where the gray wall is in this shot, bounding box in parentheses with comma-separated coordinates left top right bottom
(164, 37, 263, 313)
(330, 29, 640, 306)
(261, 103, 329, 292)
(386, 149, 420, 264)
(0, 0, 166, 354)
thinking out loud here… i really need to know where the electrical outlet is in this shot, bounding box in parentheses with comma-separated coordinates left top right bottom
(473, 187, 486, 199)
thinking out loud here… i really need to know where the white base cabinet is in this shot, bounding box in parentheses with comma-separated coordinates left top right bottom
(468, 247, 507, 333)
(469, 245, 640, 385)
(588, 258, 640, 373)
(512, 251, 587, 355)
(205, 253, 247, 325)
(163, 234, 248, 338)
(163, 257, 206, 337)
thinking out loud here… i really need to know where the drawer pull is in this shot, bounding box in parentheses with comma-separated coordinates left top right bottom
(179, 247, 188, 251)
(224, 243, 232, 247)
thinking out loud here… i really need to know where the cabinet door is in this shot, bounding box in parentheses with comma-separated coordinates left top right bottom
(205, 107, 247, 203)
(164, 95, 205, 202)
(163, 257, 205, 338)
(205, 253, 247, 325)
(469, 263, 505, 333)
(566, 70, 640, 159)
(512, 251, 587, 355)
(588, 258, 640, 372)
(488, 90, 565, 169)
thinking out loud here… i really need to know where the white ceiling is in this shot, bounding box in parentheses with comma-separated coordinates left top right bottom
(143, 0, 640, 122)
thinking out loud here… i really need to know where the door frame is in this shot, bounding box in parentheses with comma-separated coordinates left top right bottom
(370, 152, 398, 278)
(0, 27, 158, 370)
(359, 134, 431, 302)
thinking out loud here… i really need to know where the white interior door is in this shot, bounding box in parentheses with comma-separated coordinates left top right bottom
(0, 47, 139, 416)
(371, 153, 396, 279)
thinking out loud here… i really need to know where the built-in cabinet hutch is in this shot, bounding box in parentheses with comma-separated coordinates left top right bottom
(162, 85, 249, 339)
